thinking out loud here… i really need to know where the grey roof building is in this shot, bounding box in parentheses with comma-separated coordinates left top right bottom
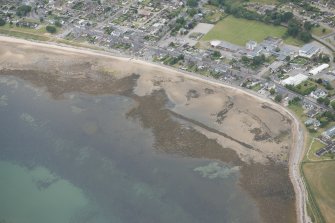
(299, 43, 320, 59)
(322, 126, 335, 139)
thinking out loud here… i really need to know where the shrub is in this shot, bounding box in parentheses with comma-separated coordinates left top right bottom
(46, 25, 57, 33)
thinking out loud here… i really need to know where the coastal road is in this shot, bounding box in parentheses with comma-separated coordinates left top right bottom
(0, 35, 310, 223)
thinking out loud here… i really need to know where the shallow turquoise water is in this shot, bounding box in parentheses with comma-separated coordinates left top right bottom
(0, 76, 261, 223)
(0, 161, 109, 223)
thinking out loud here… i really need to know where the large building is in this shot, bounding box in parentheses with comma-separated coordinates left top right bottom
(309, 64, 329, 75)
(299, 43, 320, 59)
(322, 126, 335, 139)
(280, 73, 308, 86)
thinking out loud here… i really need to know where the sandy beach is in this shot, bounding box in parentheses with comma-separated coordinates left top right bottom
(0, 36, 308, 223)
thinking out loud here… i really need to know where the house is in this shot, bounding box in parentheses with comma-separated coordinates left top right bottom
(299, 43, 320, 59)
(310, 89, 328, 99)
(269, 61, 284, 73)
(210, 40, 241, 52)
(138, 9, 151, 17)
(246, 40, 257, 51)
(306, 109, 319, 118)
(304, 118, 321, 127)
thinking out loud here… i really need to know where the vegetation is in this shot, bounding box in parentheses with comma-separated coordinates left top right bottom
(46, 25, 57, 33)
(303, 162, 335, 223)
(241, 54, 267, 69)
(312, 26, 333, 37)
(0, 18, 5, 26)
(285, 80, 317, 96)
(202, 16, 287, 46)
(211, 50, 221, 60)
(16, 5, 32, 17)
(317, 97, 330, 107)
(206, 0, 313, 43)
(161, 54, 185, 66)
(187, 0, 198, 7)
(274, 94, 282, 102)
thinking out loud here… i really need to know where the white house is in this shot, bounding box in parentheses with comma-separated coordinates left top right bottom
(246, 40, 257, 51)
(310, 89, 327, 99)
(280, 73, 308, 86)
(309, 64, 329, 75)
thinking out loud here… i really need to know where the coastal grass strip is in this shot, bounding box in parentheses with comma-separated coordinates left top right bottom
(301, 161, 326, 223)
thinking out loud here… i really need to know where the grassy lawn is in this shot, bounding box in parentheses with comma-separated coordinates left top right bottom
(303, 161, 335, 223)
(288, 103, 305, 118)
(284, 36, 305, 46)
(307, 139, 328, 161)
(0, 23, 62, 42)
(202, 16, 301, 46)
(250, 83, 263, 91)
(0, 27, 50, 41)
(291, 56, 309, 65)
(312, 26, 333, 37)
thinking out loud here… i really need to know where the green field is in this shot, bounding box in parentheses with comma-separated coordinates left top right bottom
(312, 26, 333, 37)
(303, 161, 335, 223)
(202, 16, 301, 46)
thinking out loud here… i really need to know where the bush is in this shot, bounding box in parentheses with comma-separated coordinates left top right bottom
(54, 20, 62, 27)
(0, 18, 6, 26)
(46, 25, 57, 33)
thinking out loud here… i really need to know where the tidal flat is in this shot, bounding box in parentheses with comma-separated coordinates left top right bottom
(0, 41, 296, 223)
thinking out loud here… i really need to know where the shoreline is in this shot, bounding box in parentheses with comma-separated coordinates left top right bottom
(0, 35, 309, 223)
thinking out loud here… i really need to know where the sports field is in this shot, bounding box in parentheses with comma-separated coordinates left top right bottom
(202, 16, 287, 46)
(303, 161, 335, 223)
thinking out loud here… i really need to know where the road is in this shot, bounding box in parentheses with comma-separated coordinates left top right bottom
(287, 110, 311, 223)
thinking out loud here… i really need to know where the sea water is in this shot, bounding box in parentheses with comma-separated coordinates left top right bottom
(0, 76, 260, 223)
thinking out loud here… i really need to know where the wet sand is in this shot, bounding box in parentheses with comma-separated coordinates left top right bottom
(0, 40, 297, 222)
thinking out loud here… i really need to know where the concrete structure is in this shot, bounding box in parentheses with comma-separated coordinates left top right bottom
(309, 64, 329, 75)
(298, 43, 320, 59)
(280, 73, 308, 86)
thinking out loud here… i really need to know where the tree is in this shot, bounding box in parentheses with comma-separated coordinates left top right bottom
(0, 18, 5, 26)
(285, 55, 291, 62)
(46, 25, 57, 33)
(275, 94, 282, 102)
(299, 31, 312, 42)
(269, 88, 276, 95)
(16, 5, 32, 17)
(303, 21, 313, 31)
(322, 28, 326, 33)
(331, 101, 335, 110)
(287, 20, 300, 37)
(211, 51, 221, 60)
(54, 20, 62, 27)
